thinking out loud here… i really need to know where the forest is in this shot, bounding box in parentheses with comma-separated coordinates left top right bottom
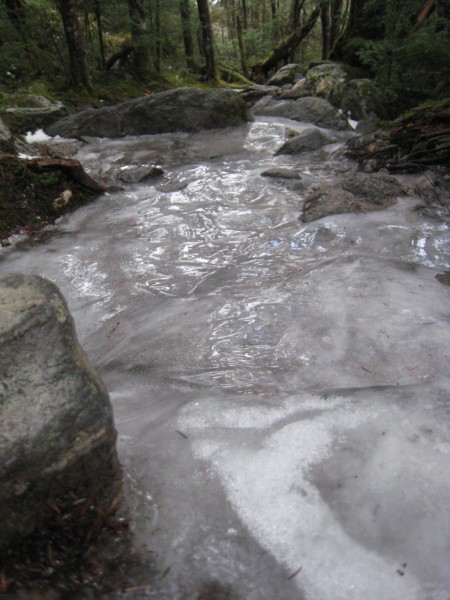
(1, 0, 449, 113)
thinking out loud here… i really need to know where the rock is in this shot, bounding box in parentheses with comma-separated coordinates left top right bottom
(0, 116, 15, 153)
(341, 78, 387, 121)
(1, 94, 68, 135)
(239, 85, 279, 105)
(117, 165, 164, 183)
(0, 274, 122, 550)
(45, 88, 253, 139)
(279, 79, 313, 100)
(254, 96, 350, 130)
(301, 171, 405, 222)
(304, 62, 349, 108)
(261, 168, 303, 179)
(267, 63, 304, 86)
(275, 127, 337, 155)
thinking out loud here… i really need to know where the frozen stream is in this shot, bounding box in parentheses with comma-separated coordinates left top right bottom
(1, 118, 450, 599)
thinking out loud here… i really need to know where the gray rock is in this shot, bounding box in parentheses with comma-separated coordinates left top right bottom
(45, 87, 253, 139)
(261, 168, 303, 179)
(341, 78, 387, 121)
(304, 62, 349, 108)
(254, 96, 349, 130)
(267, 63, 304, 86)
(301, 171, 405, 222)
(0, 274, 121, 550)
(117, 164, 164, 183)
(275, 127, 336, 155)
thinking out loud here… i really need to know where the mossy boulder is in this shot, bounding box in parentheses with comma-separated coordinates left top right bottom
(267, 63, 305, 86)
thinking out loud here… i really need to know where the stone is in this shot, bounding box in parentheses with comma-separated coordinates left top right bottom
(341, 78, 387, 121)
(1, 94, 68, 135)
(254, 96, 350, 130)
(304, 62, 349, 108)
(117, 165, 164, 183)
(267, 63, 304, 86)
(0, 274, 121, 550)
(301, 171, 406, 222)
(275, 127, 336, 155)
(45, 87, 253, 139)
(261, 168, 303, 179)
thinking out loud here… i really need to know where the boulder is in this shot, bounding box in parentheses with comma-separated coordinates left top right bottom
(341, 78, 387, 121)
(117, 164, 164, 183)
(275, 127, 337, 155)
(304, 62, 349, 108)
(267, 63, 304, 86)
(301, 171, 405, 222)
(254, 96, 350, 130)
(1, 94, 68, 134)
(0, 274, 122, 550)
(45, 87, 253, 139)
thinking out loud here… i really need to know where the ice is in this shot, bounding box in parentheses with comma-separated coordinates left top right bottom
(0, 117, 449, 599)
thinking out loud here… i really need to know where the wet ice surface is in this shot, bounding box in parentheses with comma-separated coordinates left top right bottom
(1, 118, 450, 599)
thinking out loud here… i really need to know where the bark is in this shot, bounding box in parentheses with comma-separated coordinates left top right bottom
(179, 0, 196, 69)
(93, 0, 106, 69)
(321, 1, 330, 59)
(196, 0, 218, 81)
(55, 0, 91, 89)
(128, 0, 151, 80)
(329, 0, 343, 50)
(253, 4, 321, 78)
(155, 0, 161, 73)
(236, 13, 249, 78)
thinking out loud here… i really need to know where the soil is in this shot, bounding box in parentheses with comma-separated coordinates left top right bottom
(0, 155, 102, 242)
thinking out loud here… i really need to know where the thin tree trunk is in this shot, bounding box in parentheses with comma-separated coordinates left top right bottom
(236, 13, 249, 78)
(321, 1, 330, 59)
(329, 0, 343, 50)
(155, 0, 161, 73)
(179, 0, 196, 69)
(93, 0, 106, 69)
(241, 0, 248, 30)
(196, 0, 218, 82)
(128, 0, 151, 79)
(55, 0, 91, 89)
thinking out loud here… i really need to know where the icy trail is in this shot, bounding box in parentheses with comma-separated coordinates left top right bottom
(1, 118, 449, 599)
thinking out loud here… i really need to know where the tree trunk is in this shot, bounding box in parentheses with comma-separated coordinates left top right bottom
(254, 4, 321, 78)
(236, 13, 249, 78)
(179, 0, 196, 69)
(55, 0, 91, 89)
(329, 0, 343, 50)
(128, 0, 151, 80)
(321, 1, 330, 59)
(93, 0, 106, 69)
(196, 0, 218, 82)
(155, 0, 161, 73)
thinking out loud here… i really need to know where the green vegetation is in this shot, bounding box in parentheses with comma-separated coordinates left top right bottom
(0, 1, 448, 111)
